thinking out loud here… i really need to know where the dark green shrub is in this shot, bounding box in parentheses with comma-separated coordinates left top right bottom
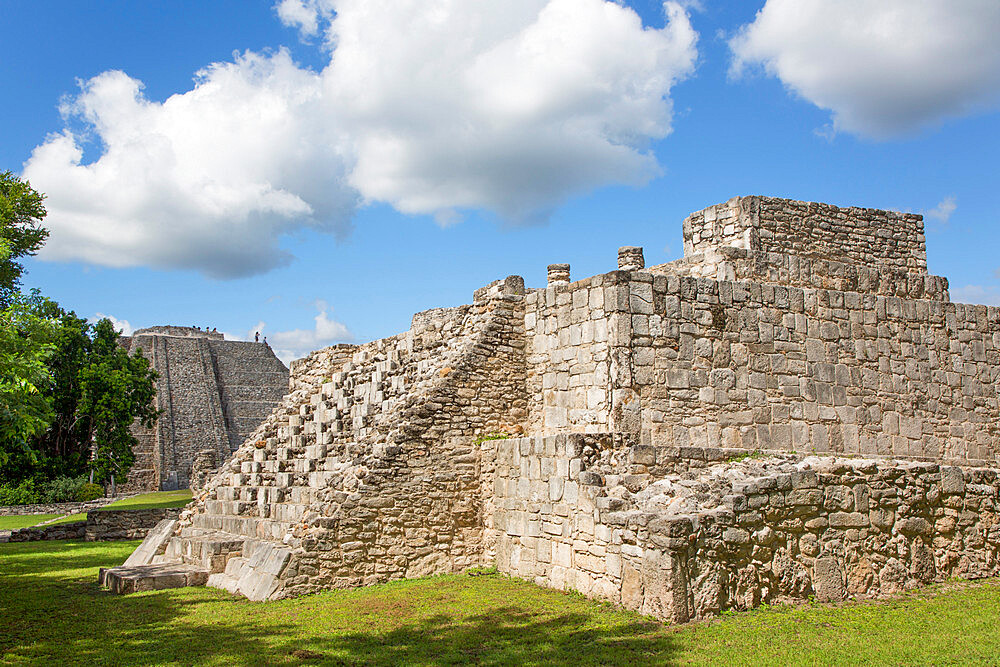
(0, 480, 40, 506)
(39, 475, 88, 503)
(75, 483, 104, 502)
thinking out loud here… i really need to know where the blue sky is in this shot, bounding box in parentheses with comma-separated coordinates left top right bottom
(2, 1, 999, 363)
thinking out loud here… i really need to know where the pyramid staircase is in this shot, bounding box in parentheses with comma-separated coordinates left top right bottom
(99, 431, 343, 600)
(100, 281, 523, 600)
(99, 315, 467, 599)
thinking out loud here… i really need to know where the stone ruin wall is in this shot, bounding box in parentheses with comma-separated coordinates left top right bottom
(684, 196, 927, 273)
(525, 242, 998, 466)
(158, 196, 1000, 622)
(489, 433, 999, 623)
(628, 273, 999, 463)
(122, 327, 289, 492)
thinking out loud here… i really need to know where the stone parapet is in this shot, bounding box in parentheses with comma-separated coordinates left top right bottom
(5, 508, 185, 543)
(7, 521, 87, 542)
(683, 196, 927, 274)
(0, 497, 117, 516)
(86, 508, 184, 541)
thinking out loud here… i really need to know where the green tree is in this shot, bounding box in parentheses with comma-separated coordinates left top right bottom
(0, 286, 58, 481)
(0, 171, 159, 496)
(77, 319, 159, 494)
(32, 305, 96, 473)
(0, 171, 48, 306)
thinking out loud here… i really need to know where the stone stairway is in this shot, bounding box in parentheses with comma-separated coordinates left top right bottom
(99, 435, 343, 599)
(102, 282, 524, 600)
(100, 518, 295, 600)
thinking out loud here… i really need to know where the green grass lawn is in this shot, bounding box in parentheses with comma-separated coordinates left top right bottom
(1, 540, 999, 665)
(1, 490, 193, 532)
(0, 514, 60, 531)
(96, 489, 194, 511)
(45, 512, 87, 525)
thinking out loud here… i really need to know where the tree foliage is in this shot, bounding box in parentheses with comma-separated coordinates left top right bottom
(0, 171, 159, 496)
(0, 288, 58, 476)
(77, 319, 159, 491)
(0, 171, 48, 306)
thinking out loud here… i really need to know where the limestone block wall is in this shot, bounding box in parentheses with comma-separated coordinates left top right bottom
(656, 458, 1000, 620)
(524, 274, 618, 434)
(683, 197, 927, 273)
(653, 248, 949, 301)
(625, 273, 1000, 464)
(488, 434, 1000, 623)
(521, 265, 1000, 465)
(489, 434, 643, 605)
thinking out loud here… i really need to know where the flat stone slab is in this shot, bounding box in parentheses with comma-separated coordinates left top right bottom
(123, 519, 177, 567)
(99, 563, 209, 595)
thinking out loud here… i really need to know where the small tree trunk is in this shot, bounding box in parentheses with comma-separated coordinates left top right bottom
(110, 473, 116, 497)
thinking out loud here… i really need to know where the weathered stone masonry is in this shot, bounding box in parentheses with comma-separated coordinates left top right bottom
(111, 197, 999, 623)
(490, 434, 999, 623)
(121, 326, 289, 492)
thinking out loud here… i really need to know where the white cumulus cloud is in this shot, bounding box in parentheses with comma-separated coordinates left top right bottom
(924, 196, 957, 225)
(24, 0, 697, 277)
(729, 0, 1000, 138)
(275, 0, 335, 40)
(253, 300, 353, 364)
(92, 312, 135, 336)
(324, 0, 697, 223)
(24, 50, 358, 278)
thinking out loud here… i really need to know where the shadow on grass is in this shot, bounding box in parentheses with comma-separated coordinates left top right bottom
(0, 539, 140, 577)
(1, 540, 675, 665)
(304, 607, 673, 665)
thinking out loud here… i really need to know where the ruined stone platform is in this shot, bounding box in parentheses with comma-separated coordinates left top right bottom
(101, 518, 293, 600)
(99, 563, 209, 594)
(106, 196, 1000, 622)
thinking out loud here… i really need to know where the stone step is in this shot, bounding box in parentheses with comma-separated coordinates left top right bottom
(99, 563, 209, 594)
(164, 531, 246, 572)
(123, 519, 178, 567)
(216, 484, 320, 505)
(205, 540, 292, 601)
(196, 498, 308, 523)
(269, 502, 310, 523)
(204, 499, 255, 515)
(190, 513, 293, 540)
